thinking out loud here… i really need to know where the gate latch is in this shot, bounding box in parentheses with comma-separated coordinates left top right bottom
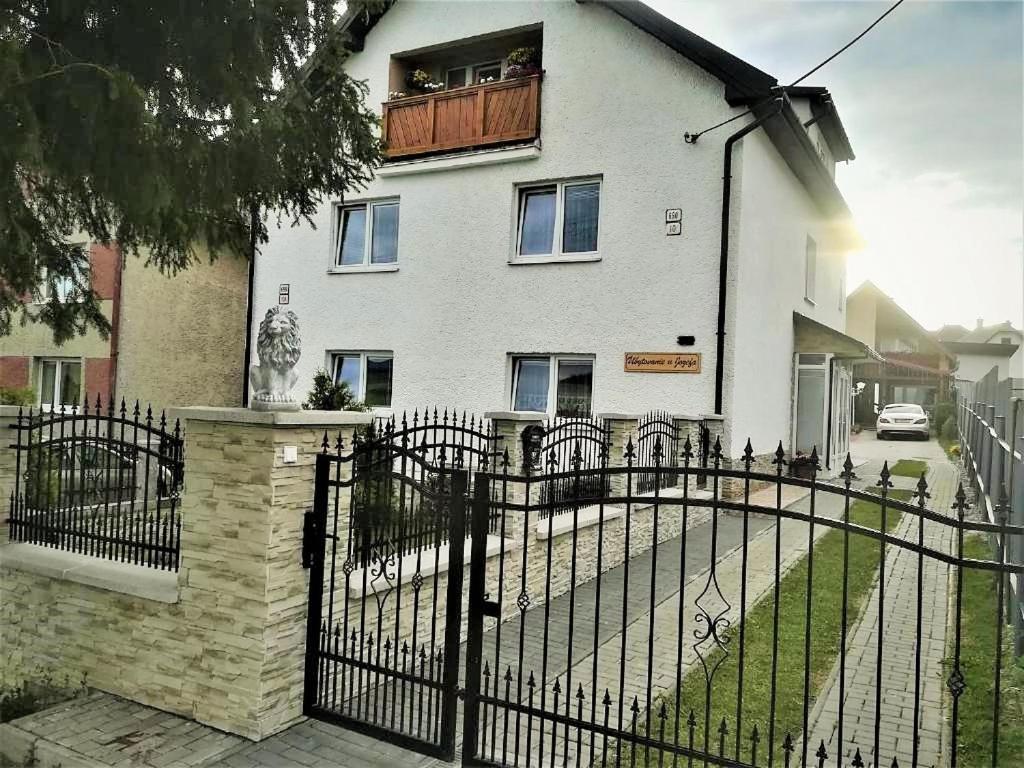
(301, 510, 317, 569)
(482, 599, 500, 618)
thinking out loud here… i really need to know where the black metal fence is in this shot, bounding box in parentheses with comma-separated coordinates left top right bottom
(540, 416, 610, 512)
(7, 397, 184, 570)
(636, 410, 680, 494)
(459, 446, 1024, 768)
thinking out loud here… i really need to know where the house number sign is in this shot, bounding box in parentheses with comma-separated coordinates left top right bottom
(624, 352, 701, 373)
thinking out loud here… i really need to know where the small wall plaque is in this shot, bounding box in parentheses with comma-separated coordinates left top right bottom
(278, 283, 290, 305)
(665, 222, 681, 236)
(665, 209, 682, 222)
(624, 352, 701, 374)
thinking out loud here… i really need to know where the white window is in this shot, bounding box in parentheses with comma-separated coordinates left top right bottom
(445, 60, 502, 89)
(515, 179, 601, 260)
(332, 352, 394, 408)
(39, 243, 88, 302)
(37, 358, 82, 410)
(804, 235, 817, 303)
(334, 201, 400, 268)
(510, 355, 594, 417)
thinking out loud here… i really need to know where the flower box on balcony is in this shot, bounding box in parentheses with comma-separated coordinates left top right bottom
(382, 74, 541, 160)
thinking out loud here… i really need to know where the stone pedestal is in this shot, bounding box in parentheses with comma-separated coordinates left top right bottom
(0, 405, 22, 542)
(168, 406, 373, 739)
(597, 414, 640, 496)
(672, 414, 702, 495)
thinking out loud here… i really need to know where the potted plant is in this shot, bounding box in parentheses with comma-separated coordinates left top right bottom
(788, 451, 820, 480)
(405, 68, 444, 93)
(504, 46, 541, 79)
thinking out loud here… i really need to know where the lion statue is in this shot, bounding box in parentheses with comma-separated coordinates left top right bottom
(249, 307, 302, 410)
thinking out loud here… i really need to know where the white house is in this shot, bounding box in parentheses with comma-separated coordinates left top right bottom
(251, 0, 866, 467)
(935, 320, 1023, 383)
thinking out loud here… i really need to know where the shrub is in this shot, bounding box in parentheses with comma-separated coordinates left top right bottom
(941, 415, 958, 442)
(0, 387, 34, 406)
(302, 369, 369, 412)
(933, 401, 956, 434)
(506, 46, 539, 67)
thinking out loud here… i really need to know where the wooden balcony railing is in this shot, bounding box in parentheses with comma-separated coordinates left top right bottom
(382, 74, 541, 159)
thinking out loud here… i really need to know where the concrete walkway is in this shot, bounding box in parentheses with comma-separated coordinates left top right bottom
(806, 435, 956, 768)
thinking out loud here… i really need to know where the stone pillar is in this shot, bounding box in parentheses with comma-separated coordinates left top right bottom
(701, 413, 729, 495)
(672, 414, 702, 495)
(597, 414, 640, 497)
(169, 406, 374, 740)
(0, 405, 20, 541)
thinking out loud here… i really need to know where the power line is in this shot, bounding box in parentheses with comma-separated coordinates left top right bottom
(685, 0, 906, 143)
(788, 0, 906, 87)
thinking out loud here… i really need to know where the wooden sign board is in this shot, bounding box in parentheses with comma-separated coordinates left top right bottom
(624, 352, 701, 374)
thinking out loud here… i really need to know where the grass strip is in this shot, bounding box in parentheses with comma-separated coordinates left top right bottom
(946, 535, 1024, 767)
(889, 459, 928, 478)
(634, 488, 912, 767)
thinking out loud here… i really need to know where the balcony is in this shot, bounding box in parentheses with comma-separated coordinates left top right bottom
(382, 74, 541, 160)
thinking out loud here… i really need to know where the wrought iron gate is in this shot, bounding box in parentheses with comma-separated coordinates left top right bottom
(303, 435, 468, 760)
(306, 427, 1023, 768)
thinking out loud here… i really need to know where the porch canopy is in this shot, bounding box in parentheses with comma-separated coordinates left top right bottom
(793, 311, 884, 362)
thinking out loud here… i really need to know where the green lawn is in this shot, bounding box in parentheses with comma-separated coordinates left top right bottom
(889, 459, 928, 478)
(633, 489, 913, 767)
(946, 535, 1024, 767)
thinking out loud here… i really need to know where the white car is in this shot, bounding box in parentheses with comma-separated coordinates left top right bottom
(876, 403, 930, 440)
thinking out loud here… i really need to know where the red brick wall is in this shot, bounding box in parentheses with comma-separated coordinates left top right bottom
(89, 242, 121, 301)
(0, 356, 30, 389)
(84, 357, 112, 405)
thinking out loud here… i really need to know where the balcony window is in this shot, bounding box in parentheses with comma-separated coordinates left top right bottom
(446, 61, 502, 89)
(335, 201, 399, 268)
(516, 180, 600, 259)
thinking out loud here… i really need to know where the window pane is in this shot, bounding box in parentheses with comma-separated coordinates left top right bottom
(338, 207, 367, 266)
(474, 63, 501, 83)
(334, 355, 361, 398)
(59, 362, 81, 406)
(562, 183, 600, 253)
(555, 360, 593, 417)
(446, 68, 467, 89)
(370, 203, 400, 264)
(513, 359, 550, 412)
(364, 356, 393, 407)
(805, 236, 817, 300)
(518, 189, 556, 256)
(39, 361, 57, 406)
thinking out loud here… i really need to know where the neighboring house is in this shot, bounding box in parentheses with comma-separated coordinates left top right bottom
(0, 241, 248, 409)
(934, 319, 1023, 382)
(845, 280, 957, 425)
(251, 0, 865, 466)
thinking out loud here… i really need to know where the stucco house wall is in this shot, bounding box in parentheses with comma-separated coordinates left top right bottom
(954, 352, 1016, 383)
(252, 0, 851, 458)
(727, 129, 849, 457)
(115, 247, 248, 409)
(845, 289, 877, 347)
(254, 0, 752, 418)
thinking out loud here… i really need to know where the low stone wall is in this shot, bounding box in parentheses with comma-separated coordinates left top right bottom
(0, 408, 373, 742)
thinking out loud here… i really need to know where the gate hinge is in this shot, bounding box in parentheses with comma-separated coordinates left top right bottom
(302, 510, 317, 569)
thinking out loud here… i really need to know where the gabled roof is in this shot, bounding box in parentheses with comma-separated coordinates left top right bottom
(932, 320, 1022, 344)
(934, 324, 969, 342)
(847, 281, 956, 364)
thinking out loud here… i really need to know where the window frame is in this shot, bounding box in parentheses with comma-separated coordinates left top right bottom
(330, 199, 400, 272)
(509, 354, 595, 417)
(37, 243, 89, 303)
(330, 350, 394, 409)
(512, 178, 602, 264)
(804, 234, 817, 304)
(37, 357, 82, 411)
(445, 59, 504, 90)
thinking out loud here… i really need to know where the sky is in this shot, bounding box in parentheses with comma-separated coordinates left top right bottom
(647, 0, 1024, 332)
